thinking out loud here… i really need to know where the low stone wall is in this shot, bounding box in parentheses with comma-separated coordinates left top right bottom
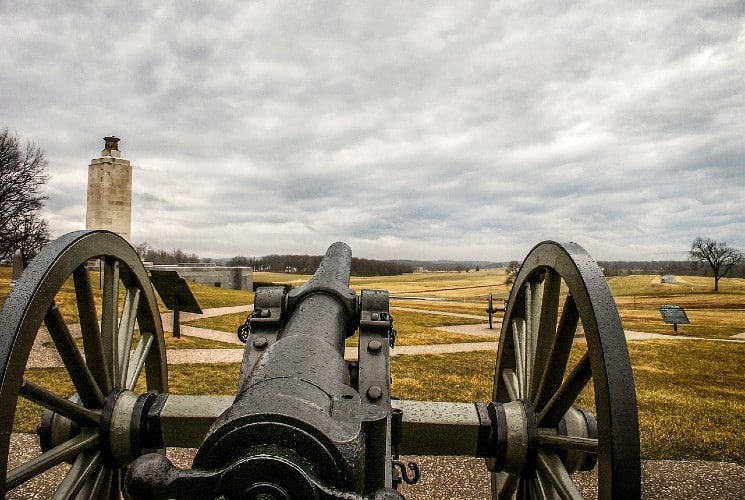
(149, 265, 253, 291)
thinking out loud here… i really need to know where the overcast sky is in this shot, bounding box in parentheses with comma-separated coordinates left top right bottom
(2, 2, 743, 262)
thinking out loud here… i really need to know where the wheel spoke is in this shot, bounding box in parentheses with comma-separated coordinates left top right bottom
(534, 295, 579, 411)
(101, 259, 120, 388)
(538, 352, 592, 427)
(502, 368, 519, 401)
(78, 464, 109, 499)
(117, 287, 141, 387)
(73, 265, 111, 395)
(43, 303, 105, 408)
(51, 450, 102, 500)
(108, 468, 123, 499)
(531, 269, 561, 400)
(5, 432, 99, 492)
(127, 331, 154, 390)
(538, 430, 599, 453)
(533, 469, 560, 500)
(512, 319, 526, 398)
(493, 471, 519, 499)
(536, 450, 583, 500)
(526, 281, 541, 398)
(19, 379, 101, 426)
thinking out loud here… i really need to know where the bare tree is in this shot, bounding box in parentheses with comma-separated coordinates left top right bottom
(689, 237, 744, 291)
(0, 128, 51, 262)
(504, 260, 520, 286)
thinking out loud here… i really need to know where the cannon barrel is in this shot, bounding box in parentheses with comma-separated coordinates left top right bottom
(126, 242, 400, 499)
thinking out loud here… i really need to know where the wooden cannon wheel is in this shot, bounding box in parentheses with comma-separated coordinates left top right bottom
(490, 241, 640, 499)
(0, 230, 168, 498)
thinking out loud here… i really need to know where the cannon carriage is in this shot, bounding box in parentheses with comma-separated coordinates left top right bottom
(0, 230, 639, 499)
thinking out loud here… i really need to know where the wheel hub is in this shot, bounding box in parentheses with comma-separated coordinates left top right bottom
(100, 389, 155, 468)
(486, 400, 538, 477)
(36, 409, 81, 455)
(486, 401, 599, 478)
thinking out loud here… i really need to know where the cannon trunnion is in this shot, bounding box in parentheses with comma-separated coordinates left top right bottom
(0, 230, 640, 499)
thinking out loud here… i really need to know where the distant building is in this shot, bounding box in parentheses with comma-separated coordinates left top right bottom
(86, 136, 132, 241)
(147, 263, 253, 291)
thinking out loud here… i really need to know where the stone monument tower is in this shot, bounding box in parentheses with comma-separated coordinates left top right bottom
(86, 136, 132, 241)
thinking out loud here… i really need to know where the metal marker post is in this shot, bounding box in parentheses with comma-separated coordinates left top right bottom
(173, 303, 180, 338)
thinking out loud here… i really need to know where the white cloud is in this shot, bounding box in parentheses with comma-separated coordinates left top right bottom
(3, 2, 744, 261)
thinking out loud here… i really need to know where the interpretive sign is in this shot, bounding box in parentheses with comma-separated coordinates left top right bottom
(659, 304, 690, 333)
(150, 270, 202, 337)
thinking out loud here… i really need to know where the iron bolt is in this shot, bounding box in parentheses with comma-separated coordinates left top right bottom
(253, 337, 268, 349)
(367, 385, 382, 401)
(367, 340, 382, 353)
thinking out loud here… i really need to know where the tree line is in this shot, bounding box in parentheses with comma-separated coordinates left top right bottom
(227, 254, 413, 276)
(133, 242, 202, 265)
(598, 260, 702, 277)
(130, 246, 413, 276)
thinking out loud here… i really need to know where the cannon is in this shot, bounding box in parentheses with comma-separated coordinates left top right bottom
(0, 230, 640, 498)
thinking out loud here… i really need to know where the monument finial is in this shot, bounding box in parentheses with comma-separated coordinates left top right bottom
(103, 136, 120, 152)
(102, 136, 121, 158)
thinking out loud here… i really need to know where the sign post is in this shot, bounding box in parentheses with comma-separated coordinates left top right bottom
(149, 270, 203, 338)
(659, 304, 690, 333)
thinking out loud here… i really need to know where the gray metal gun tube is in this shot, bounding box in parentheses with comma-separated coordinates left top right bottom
(181, 242, 390, 498)
(270, 240, 354, 354)
(126, 243, 399, 498)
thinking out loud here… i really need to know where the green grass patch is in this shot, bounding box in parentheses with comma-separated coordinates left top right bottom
(391, 301, 502, 317)
(377, 308, 492, 346)
(166, 363, 242, 395)
(608, 275, 745, 297)
(348, 270, 511, 302)
(163, 335, 237, 350)
(0, 266, 12, 307)
(184, 282, 253, 309)
(14, 368, 76, 433)
(630, 340, 745, 463)
(186, 309, 491, 347)
(184, 312, 247, 333)
(42, 333, 237, 351)
(392, 309, 486, 329)
(620, 308, 745, 338)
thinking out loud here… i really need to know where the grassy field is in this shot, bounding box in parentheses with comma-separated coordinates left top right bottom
(2, 264, 744, 466)
(15, 340, 744, 464)
(389, 341, 745, 464)
(184, 308, 489, 347)
(608, 275, 745, 338)
(257, 269, 512, 301)
(0, 267, 253, 322)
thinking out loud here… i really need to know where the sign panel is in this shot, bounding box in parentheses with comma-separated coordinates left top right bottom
(149, 270, 203, 314)
(659, 305, 690, 325)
